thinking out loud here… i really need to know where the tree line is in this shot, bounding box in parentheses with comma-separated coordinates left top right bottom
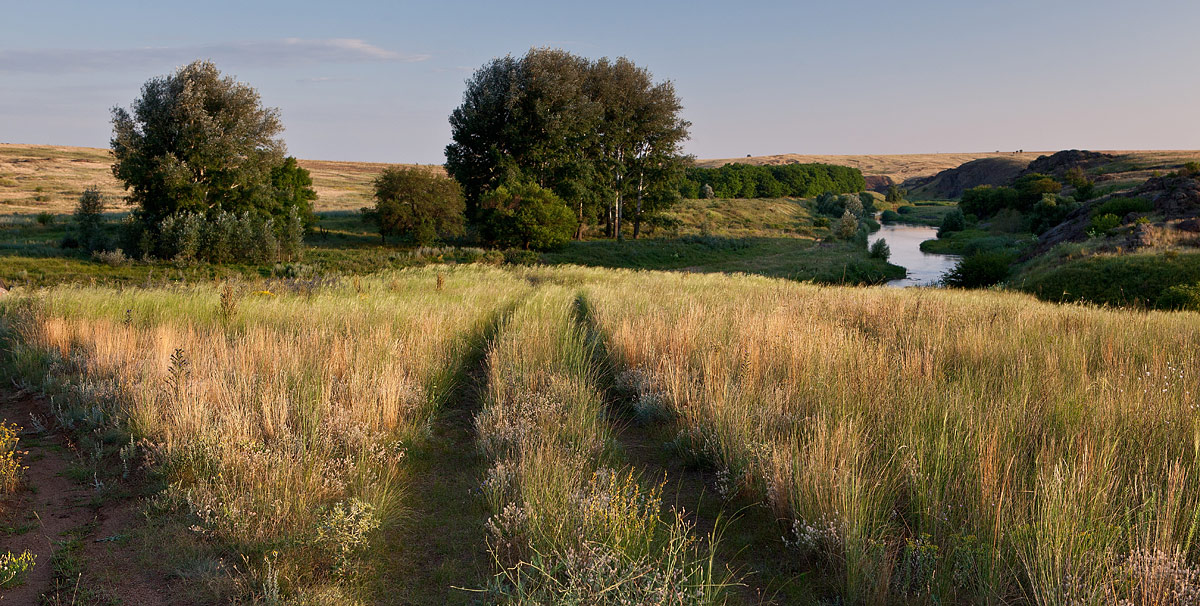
(679, 163, 865, 199)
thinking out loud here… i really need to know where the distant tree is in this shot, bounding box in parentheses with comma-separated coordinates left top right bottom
(837, 209, 858, 239)
(845, 194, 865, 218)
(372, 167, 465, 245)
(446, 49, 690, 240)
(480, 181, 577, 250)
(74, 187, 107, 252)
(111, 60, 287, 227)
(885, 185, 906, 203)
(700, 184, 715, 199)
(938, 208, 966, 237)
(858, 191, 877, 215)
(868, 238, 890, 261)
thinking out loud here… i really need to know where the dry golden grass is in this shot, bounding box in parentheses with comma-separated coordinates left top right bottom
(0, 143, 440, 214)
(3, 266, 530, 602)
(583, 269, 1200, 603)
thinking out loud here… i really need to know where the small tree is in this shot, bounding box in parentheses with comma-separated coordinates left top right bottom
(869, 238, 890, 261)
(885, 185, 906, 203)
(837, 210, 858, 239)
(938, 208, 966, 237)
(74, 187, 106, 252)
(480, 181, 577, 250)
(373, 167, 465, 245)
(700, 184, 715, 199)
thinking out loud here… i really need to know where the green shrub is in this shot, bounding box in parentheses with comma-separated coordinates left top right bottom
(502, 249, 541, 265)
(1160, 283, 1200, 311)
(813, 217, 831, 228)
(897, 205, 916, 215)
(937, 208, 966, 237)
(836, 210, 858, 239)
(943, 252, 1013, 288)
(868, 238, 890, 261)
(1088, 213, 1121, 236)
(481, 181, 576, 251)
(1016, 251, 1200, 309)
(0, 550, 35, 588)
(880, 210, 901, 223)
(35, 212, 54, 226)
(1093, 196, 1152, 218)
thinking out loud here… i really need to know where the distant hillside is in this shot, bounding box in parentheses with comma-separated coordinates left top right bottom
(0, 143, 438, 214)
(694, 152, 1049, 186)
(905, 157, 1032, 199)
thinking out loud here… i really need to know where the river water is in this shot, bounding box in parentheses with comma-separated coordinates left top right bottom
(867, 221, 960, 288)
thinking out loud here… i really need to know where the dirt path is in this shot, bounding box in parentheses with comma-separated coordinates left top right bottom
(375, 311, 509, 605)
(573, 294, 812, 605)
(0, 389, 169, 605)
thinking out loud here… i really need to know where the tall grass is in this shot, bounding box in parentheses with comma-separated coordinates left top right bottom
(0, 266, 530, 602)
(476, 283, 724, 604)
(583, 270, 1200, 604)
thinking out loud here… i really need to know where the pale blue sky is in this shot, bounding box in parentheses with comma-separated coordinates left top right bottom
(3, 0, 1199, 163)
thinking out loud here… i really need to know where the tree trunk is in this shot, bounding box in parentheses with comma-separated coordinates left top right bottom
(633, 172, 644, 239)
(614, 189, 623, 241)
(575, 201, 585, 240)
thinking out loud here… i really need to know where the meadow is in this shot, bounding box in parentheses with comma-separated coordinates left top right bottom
(2, 263, 1199, 604)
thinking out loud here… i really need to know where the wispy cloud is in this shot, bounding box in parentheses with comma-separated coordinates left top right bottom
(0, 39, 430, 73)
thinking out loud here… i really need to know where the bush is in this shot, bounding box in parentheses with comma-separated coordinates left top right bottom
(481, 182, 577, 251)
(92, 248, 130, 267)
(73, 188, 106, 252)
(868, 238, 891, 261)
(880, 210, 901, 223)
(1017, 252, 1200, 309)
(897, 205, 916, 215)
(1160, 283, 1200, 311)
(700, 184, 714, 199)
(35, 212, 54, 226)
(943, 252, 1013, 288)
(373, 167, 465, 246)
(1030, 194, 1078, 234)
(1093, 196, 1152, 218)
(502, 249, 541, 265)
(1088, 213, 1121, 236)
(813, 217, 830, 228)
(937, 208, 966, 237)
(836, 210, 858, 239)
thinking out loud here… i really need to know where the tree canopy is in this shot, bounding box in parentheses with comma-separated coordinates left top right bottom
(445, 48, 690, 240)
(111, 60, 313, 227)
(372, 167, 466, 246)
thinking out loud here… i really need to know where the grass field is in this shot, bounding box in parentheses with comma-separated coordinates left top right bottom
(3, 265, 1199, 604)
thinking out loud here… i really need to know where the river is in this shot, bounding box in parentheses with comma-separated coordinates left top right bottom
(867, 221, 960, 288)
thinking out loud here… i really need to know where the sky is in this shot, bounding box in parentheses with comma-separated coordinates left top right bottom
(3, 0, 1199, 163)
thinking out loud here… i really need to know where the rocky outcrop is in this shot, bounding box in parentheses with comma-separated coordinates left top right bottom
(903, 157, 1030, 199)
(1023, 150, 1113, 177)
(1137, 175, 1200, 217)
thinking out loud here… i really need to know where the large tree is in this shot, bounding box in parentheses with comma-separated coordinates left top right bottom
(111, 60, 296, 226)
(445, 49, 689, 240)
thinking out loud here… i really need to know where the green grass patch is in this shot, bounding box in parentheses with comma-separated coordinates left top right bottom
(1013, 250, 1200, 309)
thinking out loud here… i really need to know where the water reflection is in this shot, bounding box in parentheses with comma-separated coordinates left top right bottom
(868, 221, 959, 288)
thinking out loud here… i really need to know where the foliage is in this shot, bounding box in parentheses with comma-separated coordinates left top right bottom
(700, 184, 714, 199)
(480, 181, 577, 251)
(880, 210, 901, 223)
(111, 60, 287, 226)
(937, 208, 966, 237)
(0, 550, 35, 589)
(35, 212, 54, 226)
(152, 208, 303, 263)
(1029, 194, 1078, 234)
(1093, 196, 1152, 218)
(1016, 251, 1200, 308)
(885, 184, 905, 202)
(0, 423, 26, 495)
(74, 187, 107, 252)
(445, 49, 689, 239)
(372, 167, 465, 246)
(868, 238, 890, 261)
(269, 157, 318, 227)
(836, 210, 859, 240)
(942, 252, 1013, 288)
(682, 164, 865, 200)
(1088, 213, 1121, 236)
